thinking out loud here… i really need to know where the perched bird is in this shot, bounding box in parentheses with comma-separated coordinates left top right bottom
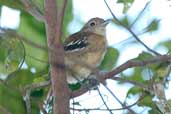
(64, 17, 109, 84)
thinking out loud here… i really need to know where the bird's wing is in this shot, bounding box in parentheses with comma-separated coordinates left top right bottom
(64, 32, 90, 53)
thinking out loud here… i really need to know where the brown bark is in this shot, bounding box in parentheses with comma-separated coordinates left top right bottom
(44, 0, 70, 114)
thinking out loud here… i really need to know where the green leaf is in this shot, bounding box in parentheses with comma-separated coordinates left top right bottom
(121, 16, 130, 27)
(1, 69, 40, 114)
(117, 0, 134, 13)
(112, 16, 130, 27)
(4, 70, 43, 113)
(18, 12, 48, 71)
(158, 40, 171, 54)
(138, 95, 153, 107)
(6, 69, 35, 87)
(31, 89, 44, 98)
(121, 67, 146, 84)
(0, 84, 26, 114)
(99, 47, 119, 71)
(132, 52, 170, 83)
(122, 52, 154, 83)
(134, 51, 153, 61)
(168, 99, 171, 109)
(0, 32, 24, 76)
(146, 19, 160, 32)
(69, 83, 81, 90)
(149, 104, 163, 114)
(33, 77, 46, 83)
(127, 86, 142, 96)
(149, 110, 162, 114)
(117, 0, 134, 3)
(72, 102, 81, 106)
(153, 62, 170, 82)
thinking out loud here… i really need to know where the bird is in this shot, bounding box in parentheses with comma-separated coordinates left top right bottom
(64, 17, 109, 84)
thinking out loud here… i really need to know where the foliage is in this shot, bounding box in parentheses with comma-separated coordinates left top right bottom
(117, 0, 134, 13)
(99, 47, 119, 71)
(0, 0, 73, 113)
(0, 31, 24, 76)
(18, 12, 48, 71)
(0, 0, 171, 114)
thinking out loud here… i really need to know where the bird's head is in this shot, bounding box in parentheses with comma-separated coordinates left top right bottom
(82, 17, 110, 36)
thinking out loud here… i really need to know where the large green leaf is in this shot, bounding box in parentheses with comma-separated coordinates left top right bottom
(69, 83, 81, 91)
(4, 69, 44, 114)
(0, 83, 40, 114)
(0, 83, 26, 114)
(6, 69, 35, 87)
(138, 94, 153, 107)
(99, 47, 119, 71)
(0, 70, 38, 114)
(18, 12, 48, 71)
(127, 86, 142, 96)
(0, 31, 24, 77)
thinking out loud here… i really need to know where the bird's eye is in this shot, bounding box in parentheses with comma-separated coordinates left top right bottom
(89, 21, 96, 27)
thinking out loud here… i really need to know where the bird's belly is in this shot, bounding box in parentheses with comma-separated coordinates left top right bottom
(64, 49, 106, 84)
(65, 63, 91, 83)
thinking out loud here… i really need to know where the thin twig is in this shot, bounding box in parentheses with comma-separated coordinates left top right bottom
(25, 80, 51, 90)
(24, 89, 31, 114)
(55, 0, 68, 43)
(21, 0, 44, 21)
(70, 94, 143, 112)
(24, 80, 51, 114)
(102, 84, 136, 114)
(97, 87, 113, 114)
(105, 19, 160, 47)
(130, 1, 151, 27)
(104, 0, 161, 56)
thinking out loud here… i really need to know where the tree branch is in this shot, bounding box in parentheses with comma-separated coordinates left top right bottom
(44, 0, 70, 114)
(21, 0, 44, 22)
(104, 55, 171, 79)
(23, 80, 50, 114)
(71, 54, 171, 98)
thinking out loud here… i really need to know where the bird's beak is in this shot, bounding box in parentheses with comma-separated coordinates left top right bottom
(102, 19, 112, 26)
